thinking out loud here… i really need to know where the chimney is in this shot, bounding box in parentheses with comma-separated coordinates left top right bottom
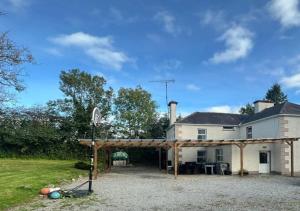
(168, 101, 178, 126)
(254, 100, 274, 113)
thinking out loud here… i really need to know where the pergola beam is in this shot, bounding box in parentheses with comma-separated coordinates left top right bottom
(78, 137, 299, 178)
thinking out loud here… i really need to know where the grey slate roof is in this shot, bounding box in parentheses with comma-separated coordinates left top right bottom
(177, 102, 300, 125)
(242, 102, 300, 123)
(177, 112, 247, 125)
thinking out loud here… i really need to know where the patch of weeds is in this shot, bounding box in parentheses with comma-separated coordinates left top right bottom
(27, 201, 47, 210)
(59, 194, 103, 209)
(215, 193, 226, 198)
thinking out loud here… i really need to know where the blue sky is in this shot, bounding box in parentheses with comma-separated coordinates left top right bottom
(1, 0, 300, 115)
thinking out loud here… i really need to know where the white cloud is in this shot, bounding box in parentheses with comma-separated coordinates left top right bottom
(154, 11, 181, 35)
(153, 59, 182, 80)
(288, 54, 300, 66)
(210, 25, 253, 64)
(186, 84, 200, 91)
(51, 32, 112, 48)
(200, 10, 227, 29)
(85, 48, 128, 70)
(258, 67, 285, 77)
(50, 32, 129, 70)
(147, 33, 163, 43)
(8, 0, 30, 10)
(268, 0, 300, 28)
(109, 7, 123, 21)
(204, 105, 240, 114)
(154, 59, 182, 72)
(44, 48, 62, 56)
(280, 73, 300, 88)
(96, 72, 117, 85)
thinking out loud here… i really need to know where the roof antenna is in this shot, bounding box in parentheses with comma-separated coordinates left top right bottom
(149, 79, 175, 113)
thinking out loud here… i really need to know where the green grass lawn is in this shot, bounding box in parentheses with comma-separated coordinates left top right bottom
(0, 159, 87, 210)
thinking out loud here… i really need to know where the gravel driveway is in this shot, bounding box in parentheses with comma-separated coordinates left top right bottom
(24, 166, 300, 211)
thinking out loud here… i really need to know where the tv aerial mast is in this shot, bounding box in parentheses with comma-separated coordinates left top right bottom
(149, 79, 175, 109)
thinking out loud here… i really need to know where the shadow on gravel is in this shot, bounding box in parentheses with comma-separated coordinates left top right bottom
(139, 175, 168, 179)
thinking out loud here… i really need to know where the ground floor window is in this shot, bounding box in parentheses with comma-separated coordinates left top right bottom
(215, 149, 223, 162)
(197, 150, 207, 163)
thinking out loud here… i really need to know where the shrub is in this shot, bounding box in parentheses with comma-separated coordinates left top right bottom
(74, 161, 90, 170)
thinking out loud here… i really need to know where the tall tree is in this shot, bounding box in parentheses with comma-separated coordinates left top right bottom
(265, 83, 287, 104)
(239, 103, 255, 115)
(51, 69, 113, 137)
(114, 86, 157, 138)
(147, 114, 169, 138)
(0, 32, 34, 105)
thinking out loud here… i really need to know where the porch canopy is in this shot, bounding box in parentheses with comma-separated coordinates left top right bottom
(79, 137, 298, 179)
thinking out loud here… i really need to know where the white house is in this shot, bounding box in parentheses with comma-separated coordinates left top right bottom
(166, 100, 300, 175)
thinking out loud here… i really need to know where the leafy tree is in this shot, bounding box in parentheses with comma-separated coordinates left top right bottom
(239, 103, 255, 115)
(0, 32, 34, 105)
(0, 106, 68, 158)
(114, 86, 157, 138)
(147, 114, 169, 138)
(265, 83, 287, 104)
(56, 69, 113, 137)
(0, 69, 113, 159)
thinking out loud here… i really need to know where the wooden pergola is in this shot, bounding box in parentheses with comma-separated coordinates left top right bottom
(79, 137, 298, 179)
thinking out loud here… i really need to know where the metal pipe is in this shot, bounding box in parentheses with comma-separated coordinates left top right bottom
(88, 124, 95, 193)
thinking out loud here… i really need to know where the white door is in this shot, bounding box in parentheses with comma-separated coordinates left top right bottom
(259, 151, 270, 174)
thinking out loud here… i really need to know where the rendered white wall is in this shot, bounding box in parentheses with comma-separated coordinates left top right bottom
(177, 124, 239, 140)
(235, 117, 281, 173)
(181, 147, 206, 163)
(166, 125, 175, 140)
(239, 117, 281, 139)
(231, 144, 275, 173)
(166, 115, 299, 174)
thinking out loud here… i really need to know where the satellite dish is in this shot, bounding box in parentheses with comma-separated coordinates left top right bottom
(91, 107, 101, 127)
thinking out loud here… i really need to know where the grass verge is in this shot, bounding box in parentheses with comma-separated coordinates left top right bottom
(0, 159, 86, 210)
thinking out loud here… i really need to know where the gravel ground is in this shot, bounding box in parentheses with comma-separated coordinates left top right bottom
(19, 166, 300, 211)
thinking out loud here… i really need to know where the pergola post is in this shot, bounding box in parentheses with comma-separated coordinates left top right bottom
(104, 148, 109, 173)
(174, 143, 178, 178)
(158, 148, 162, 170)
(166, 147, 169, 174)
(78, 137, 299, 179)
(108, 148, 112, 171)
(286, 140, 294, 177)
(93, 145, 99, 179)
(236, 143, 246, 177)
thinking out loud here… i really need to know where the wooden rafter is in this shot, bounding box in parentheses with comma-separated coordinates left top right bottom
(79, 137, 299, 178)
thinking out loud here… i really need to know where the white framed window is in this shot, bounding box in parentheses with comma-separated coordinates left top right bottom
(197, 150, 207, 163)
(197, 128, 207, 140)
(215, 149, 223, 162)
(246, 126, 252, 139)
(223, 126, 235, 131)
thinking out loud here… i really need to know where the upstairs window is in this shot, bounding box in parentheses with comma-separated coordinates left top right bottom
(246, 126, 252, 139)
(223, 126, 235, 131)
(215, 149, 224, 162)
(197, 129, 207, 140)
(197, 150, 207, 163)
